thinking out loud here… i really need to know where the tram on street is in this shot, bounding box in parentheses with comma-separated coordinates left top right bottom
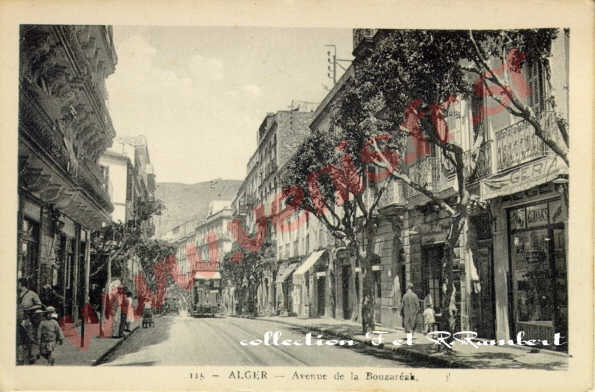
(191, 271, 222, 317)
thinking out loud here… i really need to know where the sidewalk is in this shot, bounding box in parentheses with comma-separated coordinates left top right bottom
(32, 319, 140, 366)
(255, 315, 569, 370)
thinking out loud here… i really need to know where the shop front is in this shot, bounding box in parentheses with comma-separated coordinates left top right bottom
(481, 153, 568, 347)
(506, 198, 567, 347)
(275, 259, 300, 315)
(292, 250, 327, 318)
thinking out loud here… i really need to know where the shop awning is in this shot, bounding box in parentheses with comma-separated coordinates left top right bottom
(480, 155, 566, 201)
(275, 262, 300, 284)
(194, 271, 221, 280)
(293, 250, 326, 281)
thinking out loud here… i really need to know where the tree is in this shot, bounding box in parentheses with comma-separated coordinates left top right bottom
(334, 28, 567, 334)
(134, 238, 176, 307)
(90, 199, 166, 295)
(221, 219, 274, 316)
(281, 124, 393, 333)
(89, 199, 166, 336)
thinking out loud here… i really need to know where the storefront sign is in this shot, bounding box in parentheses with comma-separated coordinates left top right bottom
(480, 156, 565, 201)
(526, 204, 549, 228)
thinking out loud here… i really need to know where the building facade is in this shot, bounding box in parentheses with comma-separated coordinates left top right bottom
(18, 25, 118, 322)
(222, 29, 569, 350)
(348, 28, 570, 344)
(229, 109, 315, 316)
(172, 201, 233, 308)
(98, 135, 157, 289)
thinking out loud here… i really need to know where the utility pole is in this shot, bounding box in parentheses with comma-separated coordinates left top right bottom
(326, 44, 337, 85)
(325, 44, 353, 86)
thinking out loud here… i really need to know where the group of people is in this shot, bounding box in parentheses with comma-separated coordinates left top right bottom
(401, 283, 457, 334)
(17, 278, 64, 366)
(106, 285, 137, 338)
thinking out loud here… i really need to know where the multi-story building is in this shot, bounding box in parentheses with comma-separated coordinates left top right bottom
(477, 32, 569, 343)
(171, 201, 232, 308)
(229, 109, 315, 315)
(347, 28, 569, 344)
(98, 135, 157, 289)
(17, 25, 118, 321)
(269, 28, 569, 350)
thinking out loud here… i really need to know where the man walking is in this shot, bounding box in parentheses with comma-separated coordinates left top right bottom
(402, 283, 420, 334)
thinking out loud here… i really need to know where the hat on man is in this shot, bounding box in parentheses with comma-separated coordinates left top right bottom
(46, 306, 56, 313)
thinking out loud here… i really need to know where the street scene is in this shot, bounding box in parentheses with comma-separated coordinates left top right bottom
(16, 25, 570, 369)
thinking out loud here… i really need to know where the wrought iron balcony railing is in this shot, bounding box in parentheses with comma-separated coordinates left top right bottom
(495, 111, 558, 172)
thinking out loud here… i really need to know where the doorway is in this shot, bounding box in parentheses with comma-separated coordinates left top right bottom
(317, 277, 325, 317)
(471, 243, 496, 338)
(342, 265, 351, 319)
(422, 244, 444, 310)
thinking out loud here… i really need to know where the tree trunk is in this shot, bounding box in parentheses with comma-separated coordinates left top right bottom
(362, 270, 375, 333)
(440, 215, 466, 334)
(348, 242, 360, 322)
(327, 251, 336, 318)
(361, 222, 378, 334)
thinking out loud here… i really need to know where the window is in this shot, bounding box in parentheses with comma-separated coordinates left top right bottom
(305, 234, 309, 255)
(526, 61, 546, 113)
(508, 200, 567, 339)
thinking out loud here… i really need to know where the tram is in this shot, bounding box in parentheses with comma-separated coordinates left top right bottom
(191, 271, 222, 317)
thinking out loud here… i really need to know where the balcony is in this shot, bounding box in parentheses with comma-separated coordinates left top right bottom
(407, 140, 494, 200)
(78, 160, 114, 212)
(407, 155, 436, 198)
(495, 111, 558, 172)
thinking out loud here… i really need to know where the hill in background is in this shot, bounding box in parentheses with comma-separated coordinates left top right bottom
(154, 179, 242, 238)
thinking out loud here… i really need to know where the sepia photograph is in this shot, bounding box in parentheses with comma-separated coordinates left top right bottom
(1, 1, 593, 391)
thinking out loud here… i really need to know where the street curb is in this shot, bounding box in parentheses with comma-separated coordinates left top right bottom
(91, 325, 140, 366)
(249, 316, 470, 368)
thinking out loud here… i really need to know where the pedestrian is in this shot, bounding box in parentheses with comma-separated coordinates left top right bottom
(423, 302, 436, 333)
(119, 287, 130, 336)
(17, 278, 42, 365)
(37, 306, 64, 366)
(109, 285, 123, 338)
(40, 284, 64, 319)
(89, 283, 103, 322)
(125, 290, 134, 332)
(402, 283, 420, 333)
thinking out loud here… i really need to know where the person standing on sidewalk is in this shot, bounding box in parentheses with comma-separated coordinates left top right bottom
(402, 283, 420, 333)
(17, 278, 42, 365)
(119, 288, 130, 336)
(40, 284, 64, 319)
(37, 306, 64, 366)
(125, 290, 134, 332)
(109, 286, 124, 338)
(423, 303, 436, 333)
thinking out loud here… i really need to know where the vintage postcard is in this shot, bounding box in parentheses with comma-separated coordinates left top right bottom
(0, 0, 593, 391)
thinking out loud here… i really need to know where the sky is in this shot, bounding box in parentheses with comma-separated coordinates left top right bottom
(105, 26, 353, 184)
